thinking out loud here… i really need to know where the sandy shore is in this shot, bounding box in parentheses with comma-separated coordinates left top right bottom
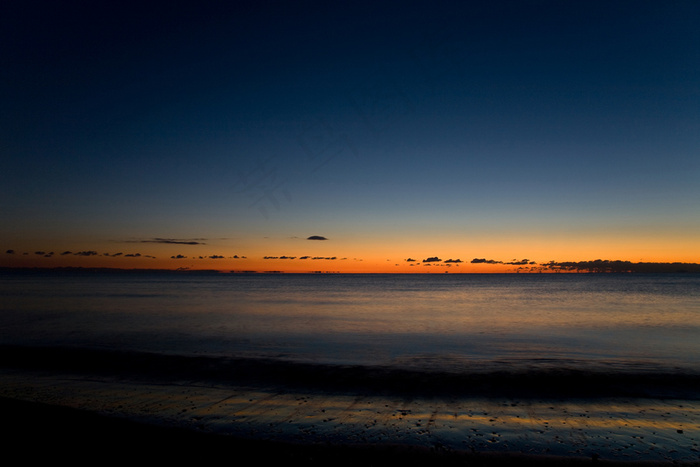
(0, 396, 640, 467)
(1, 365, 698, 465)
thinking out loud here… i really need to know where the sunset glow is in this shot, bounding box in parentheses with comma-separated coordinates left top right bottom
(2, 1, 698, 273)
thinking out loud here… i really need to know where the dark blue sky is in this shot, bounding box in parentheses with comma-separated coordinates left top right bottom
(2, 1, 699, 270)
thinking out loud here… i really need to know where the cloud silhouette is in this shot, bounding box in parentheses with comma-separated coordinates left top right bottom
(307, 236, 328, 241)
(471, 258, 502, 264)
(209, 255, 224, 259)
(422, 257, 442, 263)
(541, 259, 700, 273)
(444, 259, 462, 263)
(405, 258, 417, 262)
(5, 249, 14, 254)
(74, 251, 98, 256)
(132, 238, 206, 245)
(170, 254, 187, 259)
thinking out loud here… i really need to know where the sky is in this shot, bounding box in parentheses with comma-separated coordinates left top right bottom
(2, 0, 699, 273)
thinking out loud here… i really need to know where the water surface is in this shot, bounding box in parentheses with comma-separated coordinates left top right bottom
(2, 272, 699, 374)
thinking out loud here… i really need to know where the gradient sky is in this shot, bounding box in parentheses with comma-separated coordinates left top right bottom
(2, 1, 699, 272)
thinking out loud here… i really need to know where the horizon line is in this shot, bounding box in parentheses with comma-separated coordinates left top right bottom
(2, 266, 700, 275)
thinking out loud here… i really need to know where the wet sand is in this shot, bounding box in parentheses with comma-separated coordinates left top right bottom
(1, 363, 699, 465)
(0, 396, 644, 467)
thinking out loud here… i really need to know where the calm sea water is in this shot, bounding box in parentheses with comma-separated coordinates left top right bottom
(1, 272, 699, 373)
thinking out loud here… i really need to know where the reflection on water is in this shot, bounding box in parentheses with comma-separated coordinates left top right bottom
(1, 272, 699, 371)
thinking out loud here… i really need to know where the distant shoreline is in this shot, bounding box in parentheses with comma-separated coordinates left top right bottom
(2, 266, 700, 275)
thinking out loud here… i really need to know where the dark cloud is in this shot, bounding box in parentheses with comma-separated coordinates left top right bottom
(307, 236, 328, 241)
(422, 257, 442, 263)
(125, 253, 142, 257)
(505, 259, 530, 265)
(133, 238, 206, 245)
(112, 252, 123, 257)
(74, 251, 98, 256)
(541, 260, 700, 273)
(471, 258, 502, 264)
(405, 258, 417, 262)
(209, 255, 224, 259)
(299, 256, 310, 259)
(444, 259, 462, 263)
(30, 250, 54, 256)
(170, 254, 187, 259)
(5, 249, 14, 254)
(312, 256, 336, 260)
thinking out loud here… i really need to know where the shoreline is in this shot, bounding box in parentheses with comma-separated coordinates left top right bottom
(1, 345, 699, 400)
(2, 394, 695, 466)
(0, 397, 649, 466)
(2, 363, 698, 465)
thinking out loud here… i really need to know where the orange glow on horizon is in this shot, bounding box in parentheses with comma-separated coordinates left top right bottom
(2, 228, 698, 273)
(3, 251, 699, 274)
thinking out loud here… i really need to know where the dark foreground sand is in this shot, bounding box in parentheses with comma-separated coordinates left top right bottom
(0, 398, 591, 466)
(1, 347, 699, 466)
(5, 395, 695, 467)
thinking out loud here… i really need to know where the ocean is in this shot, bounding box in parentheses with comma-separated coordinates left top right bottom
(3, 271, 700, 462)
(2, 271, 699, 375)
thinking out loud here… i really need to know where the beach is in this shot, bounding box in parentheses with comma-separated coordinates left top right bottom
(2, 272, 699, 464)
(1, 347, 699, 465)
(5, 0, 700, 461)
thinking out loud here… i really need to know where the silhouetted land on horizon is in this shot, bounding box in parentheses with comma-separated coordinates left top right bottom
(2, 263, 700, 275)
(540, 260, 700, 274)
